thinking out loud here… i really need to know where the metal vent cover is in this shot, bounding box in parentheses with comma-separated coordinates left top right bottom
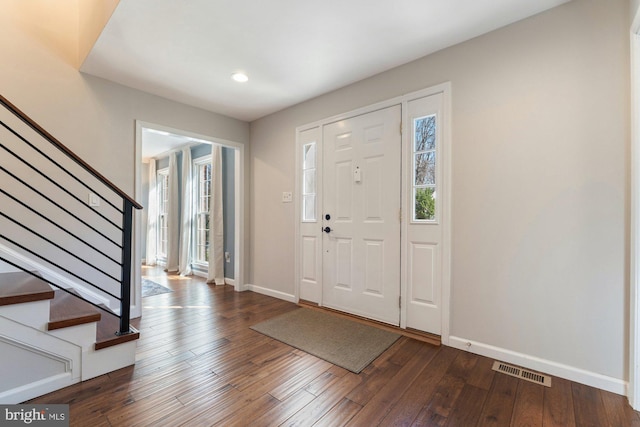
(492, 361, 552, 387)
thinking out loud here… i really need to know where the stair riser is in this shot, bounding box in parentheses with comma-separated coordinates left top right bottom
(82, 341, 137, 381)
(49, 323, 98, 351)
(0, 301, 50, 329)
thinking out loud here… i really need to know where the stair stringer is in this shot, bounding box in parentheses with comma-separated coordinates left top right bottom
(0, 316, 81, 404)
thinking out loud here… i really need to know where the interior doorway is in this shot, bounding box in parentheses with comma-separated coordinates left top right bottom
(132, 121, 245, 319)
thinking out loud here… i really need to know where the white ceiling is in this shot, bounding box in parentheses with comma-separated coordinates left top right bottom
(82, 0, 569, 122)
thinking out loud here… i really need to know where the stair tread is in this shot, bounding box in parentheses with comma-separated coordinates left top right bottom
(95, 304, 139, 350)
(48, 289, 101, 330)
(0, 271, 54, 306)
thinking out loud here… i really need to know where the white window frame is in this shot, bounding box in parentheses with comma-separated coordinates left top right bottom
(157, 167, 169, 263)
(301, 142, 317, 222)
(412, 114, 438, 223)
(192, 155, 212, 269)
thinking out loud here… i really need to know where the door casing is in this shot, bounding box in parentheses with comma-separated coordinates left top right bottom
(294, 83, 452, 342)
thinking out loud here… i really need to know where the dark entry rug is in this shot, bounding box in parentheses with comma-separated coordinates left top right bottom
(141, 278, 172, 298)
(250, 308, 400, 373)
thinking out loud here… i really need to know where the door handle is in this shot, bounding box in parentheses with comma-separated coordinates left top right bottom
(323, 226, 332, 233)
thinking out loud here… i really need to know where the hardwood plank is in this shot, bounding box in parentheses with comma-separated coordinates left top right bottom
(106, 396, 184, 427)
(305, 370, 341, 396)
(346, 338, 426, 406)
(269, 357, 334, 401)
(572, 382, 610, 427)
(48, 289, 101, 330)
(229, 352, 302, 391)
(0, 271, 53, 305)
(465, 354, 495, 391)
(442, 384, 487, 427)
(600, 389, 640, 427)
(213, 392, 281, 426)
(313, 397, 363, 427)
(345, 343, 439, 426)
(281, 372, 362, 427)
(382, 346, 461, 426)
(510, 380, 544, 427)
(475, 372, 519, 427)
(542, 376, 576, 427)
(252, 388, 316, 426)
(155, 384, 239, 427)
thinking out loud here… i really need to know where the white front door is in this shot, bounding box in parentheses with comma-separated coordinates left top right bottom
(321, 105, 402, 325)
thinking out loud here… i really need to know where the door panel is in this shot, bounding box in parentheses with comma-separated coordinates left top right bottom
(405, 93, 445, 334)
(322, 105, 401, 325)
(298, 127, 322, 303)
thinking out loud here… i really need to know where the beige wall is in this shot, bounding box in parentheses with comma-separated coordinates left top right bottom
(250, 0, 630, 382)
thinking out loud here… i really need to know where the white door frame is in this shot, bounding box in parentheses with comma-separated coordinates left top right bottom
(294, 83, 451, 342)
(133, 120, 245, 318)
(629, 8, 640, 409)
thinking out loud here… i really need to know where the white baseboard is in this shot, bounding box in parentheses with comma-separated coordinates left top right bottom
(245, 284, 296, 303)
(448, 336, 627, 396)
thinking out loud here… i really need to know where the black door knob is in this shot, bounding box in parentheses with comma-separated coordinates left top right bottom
(323, 226, 332, 233)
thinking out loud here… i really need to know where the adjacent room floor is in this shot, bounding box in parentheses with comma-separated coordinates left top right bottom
(29, 266, 640, 426)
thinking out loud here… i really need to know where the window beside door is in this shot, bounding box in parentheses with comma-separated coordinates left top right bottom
(413, 114, 437, 222)
(302, 142, 317, 222)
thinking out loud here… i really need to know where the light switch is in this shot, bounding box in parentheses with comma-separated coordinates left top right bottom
(88, 192, 100, 207)
(282, 192, 293, 203)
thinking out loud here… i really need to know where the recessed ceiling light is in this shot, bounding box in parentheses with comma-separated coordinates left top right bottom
(231, 72, 249, 83)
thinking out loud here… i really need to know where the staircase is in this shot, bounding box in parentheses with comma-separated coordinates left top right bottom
(0, 272, 139, 403)
(0, 95, 141, 403)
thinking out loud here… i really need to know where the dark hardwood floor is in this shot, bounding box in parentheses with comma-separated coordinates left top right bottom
(29, 266, 640, 426)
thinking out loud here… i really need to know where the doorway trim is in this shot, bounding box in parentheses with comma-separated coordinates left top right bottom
(294, 82, 452, 342)
(629, 8, 640, 410)
(133, 120, 245, 318)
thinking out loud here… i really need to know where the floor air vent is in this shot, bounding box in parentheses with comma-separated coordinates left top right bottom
(492, 361, 552, 387)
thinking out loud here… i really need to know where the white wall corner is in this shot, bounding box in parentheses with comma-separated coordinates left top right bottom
(448, 336, 628, 396)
